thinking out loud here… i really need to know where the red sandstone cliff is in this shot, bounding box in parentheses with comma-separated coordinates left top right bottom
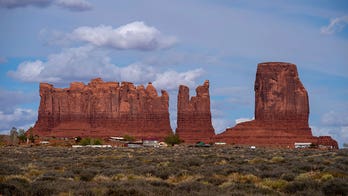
(176, 80, 215, 143)
(33, 78, 172, 139)
(215, 62, 338, 148)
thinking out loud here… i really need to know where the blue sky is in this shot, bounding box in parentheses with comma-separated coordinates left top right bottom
(0, 0, 347, 146)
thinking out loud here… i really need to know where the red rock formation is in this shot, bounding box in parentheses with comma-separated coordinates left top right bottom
(33, 78, 172, 139)
(176, 80, 215, 143)
(215, 62, 338, 149)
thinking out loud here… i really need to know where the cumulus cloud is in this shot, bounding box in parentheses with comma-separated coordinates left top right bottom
(8, 45, 203, 90)
(0, 0, 92, 11)
(321, 16, 348, 35)
(153, 69, 204, 90)
(70, 21, 177, 50)
(0, 108, 36, 132)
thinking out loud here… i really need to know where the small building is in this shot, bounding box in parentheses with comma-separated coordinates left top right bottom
(143, 140, 159, 147)
(109, 137, 125, 141)
(39, 141, 50, 145)
(294, 142, 311, 148)
(215, 142, 226, 145)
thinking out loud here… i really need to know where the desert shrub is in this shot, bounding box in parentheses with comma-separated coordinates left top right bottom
(79, 169, 98, 182)
(0, 164, 22, 175)
(152, 166, 177, 180)
(1, 175, 30, 194)
(270, 156, 285, 163)
(0, 183, 23, 196)
(164, 133, 182, 146)
(283, 179, 319, 194)
(203, 175, 226, 186)
(29, 181, 57, 196)
(281, 173, 295, 181)
(106, 187, 145, 196)
(322, 177, 348, 195)
(174, 181, 219, 195)
(79, 138, 103, 145)
(223, 182, 275, 195)
(259, 178, 288, 191)
(80, 138, 91, 146)
(248, 157, 267, 164)
(123, 135, 135, 142)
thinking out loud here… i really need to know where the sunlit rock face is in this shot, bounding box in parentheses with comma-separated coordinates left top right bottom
(215, 62, 338, 149)
(176, 80, 215, 143)
(33, 78, 172, 139)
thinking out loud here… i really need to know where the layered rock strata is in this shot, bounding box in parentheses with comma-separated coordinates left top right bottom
(33, 78, 172, 139)
(176, 80, 215, 143)
(215, 62, 338, 148)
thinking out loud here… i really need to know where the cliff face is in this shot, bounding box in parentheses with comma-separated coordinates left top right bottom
(254, 62, 309, 127)
(215, 62, 338, 148)
(176, 80, 215, 143)
(33, 78, 172, 139)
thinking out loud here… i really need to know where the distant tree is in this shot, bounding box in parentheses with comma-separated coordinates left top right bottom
(17, 129, 27, 143)
(28, 127, 35, 143)
(79, 138, 102, 145)
(93, 139, 102, 145)
(164, 133, 182, 146)
(123, 135, 135, 142)
(80, 138, 91, 146)
(9, 127, 19, 145)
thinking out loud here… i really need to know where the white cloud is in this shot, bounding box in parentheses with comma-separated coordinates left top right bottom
(0, 108, 36, 132)
(321, 15, 348, 35)
(153, 69, 204, 90)
(9, 60, 45, 82)
(0, 0, 51, 8)
(54, 0, 91, 11)
(8, 45, 204, 91)
(70, 21, 177, 50)
(0, 0, 92, 11)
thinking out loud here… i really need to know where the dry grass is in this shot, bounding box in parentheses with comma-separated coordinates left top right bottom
(0, 146, 347, 195)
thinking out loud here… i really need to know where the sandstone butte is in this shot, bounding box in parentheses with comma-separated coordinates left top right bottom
(214, 62, 338, 149)
(176, 80, 215, 143)
(33, 78, 172, 139)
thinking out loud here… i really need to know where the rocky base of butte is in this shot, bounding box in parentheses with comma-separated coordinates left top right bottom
(32, 62, 338, 148)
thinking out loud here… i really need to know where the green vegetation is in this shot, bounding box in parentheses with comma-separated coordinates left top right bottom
(0, 146, 347, 195)
(17, 129, 27, 143)
(79, 138, 103, 145)
(123, 134, 135, 142)
(164, 133, 182, 146)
